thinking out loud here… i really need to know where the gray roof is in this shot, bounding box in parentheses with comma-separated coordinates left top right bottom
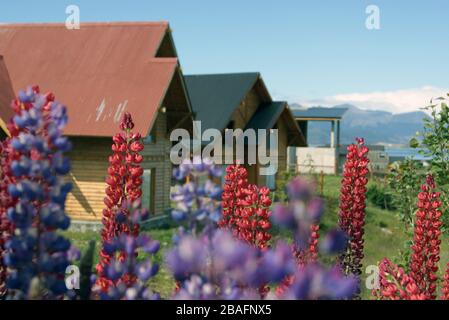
(292, 107, 347, 120)
(245, 101, 306, 146)
(245, 101, 286, 130)
(184, 73, 260, 131)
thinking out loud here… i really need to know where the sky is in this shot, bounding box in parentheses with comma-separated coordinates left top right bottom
(1, 0, 448, 113)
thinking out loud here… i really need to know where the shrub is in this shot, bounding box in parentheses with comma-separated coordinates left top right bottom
(366, 183, 396, 211)
(410, 94, 449, 229)
(387, 159, 425, 226)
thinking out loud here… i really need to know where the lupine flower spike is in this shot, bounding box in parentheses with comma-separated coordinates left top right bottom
(408, 174, 442, 299)
(3, 86, 75, 299)
(374, 175, 443, 300)
(220, 164, 272, 249)
(96, 112, 145, 292)
(338, 137, 369, 296)
(442, 263, 449, 300)
(219, 164, 248, 230)
(0, 141, 15, 297)
(98, 207, 160, 300)
(373, 258, 425, 300)
(219, 164, 272, 296)
(295, 224, 320, 265)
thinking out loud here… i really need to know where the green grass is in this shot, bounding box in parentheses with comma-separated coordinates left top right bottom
(320, 175, 449, 299)
(62, 174, 449, 300)
(62, 227, 177, 298)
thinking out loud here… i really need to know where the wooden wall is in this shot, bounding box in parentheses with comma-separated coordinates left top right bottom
(223, 85, 290, 187)
(230, 87, 261, 128)
(277, 115, 288, 173)
(249, 114, 289, 188)
(140, 112, 172, 216)
(65, 137, 110, 221)
(65, 111, 172, 221)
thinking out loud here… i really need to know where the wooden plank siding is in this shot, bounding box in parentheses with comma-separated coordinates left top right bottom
(214, 85, 290, 188)
(231, 87, 261, 129)
(65, 137, 110, 221)
(228, 87, 261, 185)
(140, 112, 172, 216)
(248, 115, 288, 188)
(65, 111, 173, 221)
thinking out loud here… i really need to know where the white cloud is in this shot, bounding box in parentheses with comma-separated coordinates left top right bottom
(295, 86, 449, 114)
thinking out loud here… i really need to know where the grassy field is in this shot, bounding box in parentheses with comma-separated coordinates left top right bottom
(62, 174, 449, 299)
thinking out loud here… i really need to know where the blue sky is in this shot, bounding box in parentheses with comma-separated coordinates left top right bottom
(1, 0, 448, 113)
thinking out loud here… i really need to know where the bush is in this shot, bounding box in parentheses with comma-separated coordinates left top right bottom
(366, 183, 396, 211)
(274, 170, 299, 203)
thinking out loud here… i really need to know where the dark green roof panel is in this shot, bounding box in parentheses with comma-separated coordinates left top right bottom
(184, 73, 260, 131)
(245, 101, 286, 130)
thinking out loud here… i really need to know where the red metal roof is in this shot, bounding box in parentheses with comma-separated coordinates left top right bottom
(0, 55, 15, 132)
(0, 22, 177, 137)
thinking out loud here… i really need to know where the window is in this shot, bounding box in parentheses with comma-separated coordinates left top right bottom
(142, 169, 156, 214)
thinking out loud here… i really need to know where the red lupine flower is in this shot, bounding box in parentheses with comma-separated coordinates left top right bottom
(96, 112, 144, 292)
(219, 164, 249, 229)
(0, 141, 14, 297)
(219, 164, 272, 249)
(442, 263, 449, 300)
(295, 224, 320, 265)
(130, 141, 144, 152)
(275, 224, 320, 297)
(338, 138, 369, 288)
(408, 174, 442, 299)
(374, 175, 445, 300)
(219, 164, 273, 297)
(374, 258, 426, 300)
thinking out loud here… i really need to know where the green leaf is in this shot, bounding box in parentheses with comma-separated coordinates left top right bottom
(409, 138, 419, 148)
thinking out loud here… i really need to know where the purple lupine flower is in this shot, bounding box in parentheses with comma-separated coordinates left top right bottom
(319, 229, 348, 255)
(166, 235, 208, 280)
(3, 87, 75, 299)
(170, 157, 222, 229)
(283, 263, 358, 300)
(99, 231, 160, 300)
(272, 178, 324, 250)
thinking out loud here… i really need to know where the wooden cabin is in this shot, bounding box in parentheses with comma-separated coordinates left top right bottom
(184, 73, 306, 188)
(0, 22, 193, 220)
(0, 56, 14, 138)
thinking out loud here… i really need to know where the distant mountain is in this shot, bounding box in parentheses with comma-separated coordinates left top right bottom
(290, 103, 429, 146)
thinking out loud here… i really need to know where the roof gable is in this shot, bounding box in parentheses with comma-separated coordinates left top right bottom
(0, 22, 182, 137)
(185, 73, 261, 131)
